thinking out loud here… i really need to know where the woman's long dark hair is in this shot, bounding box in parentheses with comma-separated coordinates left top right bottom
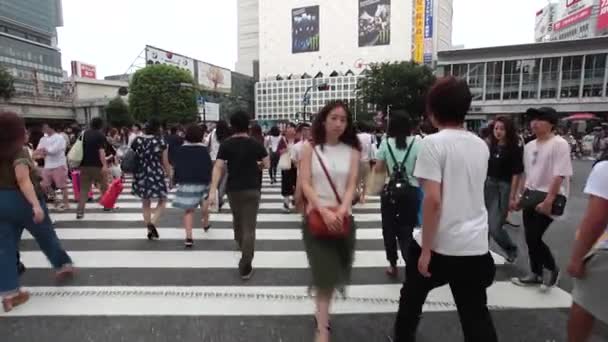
(312, 101, 361, 151)
(0, 111, 26, 161)
(215, 120, 231, 142)
(269, 126, 280, 137)
(387, 110, 413, 150)
(489, 116, 519, 149)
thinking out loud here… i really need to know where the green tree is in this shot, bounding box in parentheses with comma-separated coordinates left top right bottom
(105, 96, 132, 127)
(357, 61, 436, 120)
(0, 66, 16, 100)
(128, 64, 198, 123)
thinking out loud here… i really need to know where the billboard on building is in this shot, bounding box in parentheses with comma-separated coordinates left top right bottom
(423, 0, 433, 64)
(553, 0, 593, 31)
(535, 4, 556, 42)
(358, 0, 391, 47)
(598, 0, 608, 31)
(198, 61, 232, 93)
(412, 0, 424, 63)
(70, 61, 97, 79)
(292, 6, 320, 54)
(145, 45, 195, 75)
(199, 102, 220, 122)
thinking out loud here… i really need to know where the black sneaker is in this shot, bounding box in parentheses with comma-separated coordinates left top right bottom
(76, 213, 84, 220)
(511, 274, 542, 287)
(541, 268, 560, 291)
(240, 263, 253, 280)
(184, 238, 194, 248)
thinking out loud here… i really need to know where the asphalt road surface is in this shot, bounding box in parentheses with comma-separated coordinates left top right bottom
(1, 161, 606, 342)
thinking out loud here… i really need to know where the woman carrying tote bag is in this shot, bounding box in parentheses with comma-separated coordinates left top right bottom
(298, 101, 361, 342)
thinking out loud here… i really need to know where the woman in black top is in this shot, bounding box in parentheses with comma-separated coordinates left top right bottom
(485, 116, 524, 263)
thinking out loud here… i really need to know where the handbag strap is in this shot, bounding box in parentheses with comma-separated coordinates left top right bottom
(312, 145, 343, 205)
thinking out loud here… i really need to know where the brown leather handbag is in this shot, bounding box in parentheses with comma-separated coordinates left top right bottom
(305, 146, 350, 239)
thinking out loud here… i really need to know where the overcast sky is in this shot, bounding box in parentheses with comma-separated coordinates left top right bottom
(57, 0, 549, 78)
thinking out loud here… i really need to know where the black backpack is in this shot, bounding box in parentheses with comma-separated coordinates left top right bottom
(384, 139, 419, 225)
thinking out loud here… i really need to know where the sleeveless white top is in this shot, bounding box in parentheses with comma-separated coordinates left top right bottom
(311, 142, 353, 210)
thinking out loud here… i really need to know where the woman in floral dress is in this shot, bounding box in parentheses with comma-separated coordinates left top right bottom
(131, 119, 173, 240)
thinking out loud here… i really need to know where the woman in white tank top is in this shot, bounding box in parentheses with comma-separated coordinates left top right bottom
(298, 101, 361, 342)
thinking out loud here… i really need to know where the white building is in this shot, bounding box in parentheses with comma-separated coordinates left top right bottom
(235, 0, 260, 77)
(251, 0, 453, 121)
(536, 0, 608, 41)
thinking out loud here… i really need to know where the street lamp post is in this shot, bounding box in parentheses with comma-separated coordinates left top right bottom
(301, 82, 328, 123)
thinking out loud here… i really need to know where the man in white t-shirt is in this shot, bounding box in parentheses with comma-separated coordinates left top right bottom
(36, 123, 70, 210)
(291, 123, 311, 165)
(567, 159, 608, 342)
(392, 77, 497, 342)
(512, 107, 573, 290)
(127, 123, 143, 147)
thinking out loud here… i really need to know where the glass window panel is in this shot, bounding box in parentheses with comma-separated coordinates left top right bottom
(485, 61, 503, 100)
(583, 54, 606, 98)
(503, 60, 521, 100)
(560, 55, 583, 98)
(521, 59, 540, 99)
(468, 63, 484, 101)
(540, 57, 560, 99)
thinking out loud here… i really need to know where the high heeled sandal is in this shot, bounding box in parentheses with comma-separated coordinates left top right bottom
(2, 291, 30, 312)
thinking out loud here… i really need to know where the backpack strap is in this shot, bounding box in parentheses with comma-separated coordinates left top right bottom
(386, 138, 416, 179)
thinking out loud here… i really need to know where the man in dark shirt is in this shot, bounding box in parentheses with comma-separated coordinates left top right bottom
(165, 126, 184, 166)
(209, 111, 270, 280)
(76, 117, 109, 219)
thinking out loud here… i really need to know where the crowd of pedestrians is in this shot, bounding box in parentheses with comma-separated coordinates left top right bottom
(1, 74, 607, 342)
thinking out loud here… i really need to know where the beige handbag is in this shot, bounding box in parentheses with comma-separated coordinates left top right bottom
(365, 166, 387, 196)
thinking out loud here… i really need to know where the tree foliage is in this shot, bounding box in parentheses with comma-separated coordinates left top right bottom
(357, 61, 436, 119)
(0, 66, 16, 100)
(128, 64, 198, 123)
(105, 96, 132, 128)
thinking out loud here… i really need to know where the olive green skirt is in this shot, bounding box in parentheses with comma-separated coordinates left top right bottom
(301, 216, 356, 292)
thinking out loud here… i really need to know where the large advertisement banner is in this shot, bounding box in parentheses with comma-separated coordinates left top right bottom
(292, 6, 320, 54)
(598, 0, 608, 31)
(358, 0, 391, 47)
(553, 6, 592, 30)
(198, 61, 232, 93)
(423, 0, 433, 64)
(71, 61, 97, 79)
(145, 46, 195, 75)
(535, 5, 555, 41)
(412, 0, 424, 63)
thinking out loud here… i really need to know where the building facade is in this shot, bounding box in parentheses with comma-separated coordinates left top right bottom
(0, 0, 65, 100)
(437, 36, 608, 129)
(255, 75, 362, 121)
(236, 0, 259, 77)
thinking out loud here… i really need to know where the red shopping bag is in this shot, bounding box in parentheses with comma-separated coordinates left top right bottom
(99, 178, 124, 209)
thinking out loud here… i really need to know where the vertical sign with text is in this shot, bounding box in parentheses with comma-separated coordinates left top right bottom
(412, 0, 425, 63)
(423, 0, 433, 64)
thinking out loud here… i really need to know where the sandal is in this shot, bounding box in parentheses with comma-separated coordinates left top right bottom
(147, 224, 160, 240)
(2, 291, 30, 312)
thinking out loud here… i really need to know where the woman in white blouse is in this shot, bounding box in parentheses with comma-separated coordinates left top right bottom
(299, 101, 361, 342)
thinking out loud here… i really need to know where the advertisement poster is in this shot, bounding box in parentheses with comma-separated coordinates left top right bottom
(534, 5, 556, 41)
(412, 0, 424, 63)
(423, 0, 433, 64)
(292, 6, 320, 54)
(71, 61, 97, 79)
(145, 46, 195, 75)
(553, 6, 592, 30)
(598, 0, 608, 31)
(358, 0, 391, 47)
(198, 61, 232, 93)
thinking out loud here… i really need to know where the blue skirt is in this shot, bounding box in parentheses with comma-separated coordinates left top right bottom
(173, 184, 209, 210)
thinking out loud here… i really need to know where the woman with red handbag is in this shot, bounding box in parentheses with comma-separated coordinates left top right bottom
(298, 101, 361, 342)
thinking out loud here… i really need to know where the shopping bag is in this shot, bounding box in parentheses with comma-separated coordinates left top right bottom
(365, 167, 387, 196)
(99, 178, 124, 209)
(67, 134, 84, 168)
(278, 152, 292, 170)
(71, 170, 94, 202)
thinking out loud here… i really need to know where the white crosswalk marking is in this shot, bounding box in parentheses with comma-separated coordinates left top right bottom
(7, 175, 572, 320)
